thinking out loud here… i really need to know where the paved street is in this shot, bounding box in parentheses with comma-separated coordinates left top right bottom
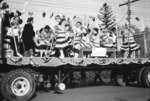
(31, 86, 150, 101)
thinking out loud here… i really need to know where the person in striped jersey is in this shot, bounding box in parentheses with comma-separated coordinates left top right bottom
(72, 21, 92, 58)
(54, 18, 73, 58)
(120, 29, 140, 58)
(72, 21, 84, 50)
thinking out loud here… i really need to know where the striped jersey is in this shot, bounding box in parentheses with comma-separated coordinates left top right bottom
(54, 25, 72, 48)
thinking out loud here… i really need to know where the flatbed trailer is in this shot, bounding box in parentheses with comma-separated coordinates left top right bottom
(0, 56, 150, 101)
(0, 3, 150, 101)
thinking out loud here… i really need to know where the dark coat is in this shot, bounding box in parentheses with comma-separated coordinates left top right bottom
(22, 23, 35, 51)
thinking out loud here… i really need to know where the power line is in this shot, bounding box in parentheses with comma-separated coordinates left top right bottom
(8, 0, 98, 16)
(10, 0, 97, 10)
(32, 0, 94, 6)
(9, 0, 98, 13)
(133, 7, 149, 9)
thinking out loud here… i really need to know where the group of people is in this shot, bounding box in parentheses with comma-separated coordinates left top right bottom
(3, 11, 117, 58)
(32, 15, 117, 58)
(0, 2, 124, 58)
(1, 4, 140, 58)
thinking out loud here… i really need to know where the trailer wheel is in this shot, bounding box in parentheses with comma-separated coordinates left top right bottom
(116, 74, 126, 86)
(138, 68, 145, 86)
(142, 67, 150, 87)
(1, 69, 36, 101)
(100, 70, 111, 84)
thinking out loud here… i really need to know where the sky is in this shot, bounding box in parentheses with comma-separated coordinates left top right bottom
(6, 0, 150, 30)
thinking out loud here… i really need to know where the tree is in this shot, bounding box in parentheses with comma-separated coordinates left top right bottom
(98, 3, 116, 32)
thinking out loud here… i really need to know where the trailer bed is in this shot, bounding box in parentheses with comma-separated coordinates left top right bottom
(6, 56, 150, 67)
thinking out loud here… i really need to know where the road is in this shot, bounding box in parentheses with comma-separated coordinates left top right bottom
(31, 86, 150, 101)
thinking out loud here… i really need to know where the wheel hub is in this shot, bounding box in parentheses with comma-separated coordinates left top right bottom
(11, 77, 31, 97)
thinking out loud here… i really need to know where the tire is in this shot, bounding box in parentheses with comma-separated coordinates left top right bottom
(25, 68, 39, 81)
(141, 67, 150, 87)
(1, 69, 36, 101)
(100, 70, 111, 84)
(138, 68, 145, 86)
(116, 74, 126, 86)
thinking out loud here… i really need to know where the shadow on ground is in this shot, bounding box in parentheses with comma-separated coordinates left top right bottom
(147, 98, 150, 101)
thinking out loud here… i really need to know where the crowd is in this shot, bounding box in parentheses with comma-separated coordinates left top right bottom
(25, 15, 117, 58)
(0, 2, 139, 58)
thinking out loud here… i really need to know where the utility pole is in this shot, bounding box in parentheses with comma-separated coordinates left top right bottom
(119, 0, 140, 28)
(119, 0, 140, 58)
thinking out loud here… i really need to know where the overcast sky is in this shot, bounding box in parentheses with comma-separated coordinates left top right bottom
(7, 0, 150, 30)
